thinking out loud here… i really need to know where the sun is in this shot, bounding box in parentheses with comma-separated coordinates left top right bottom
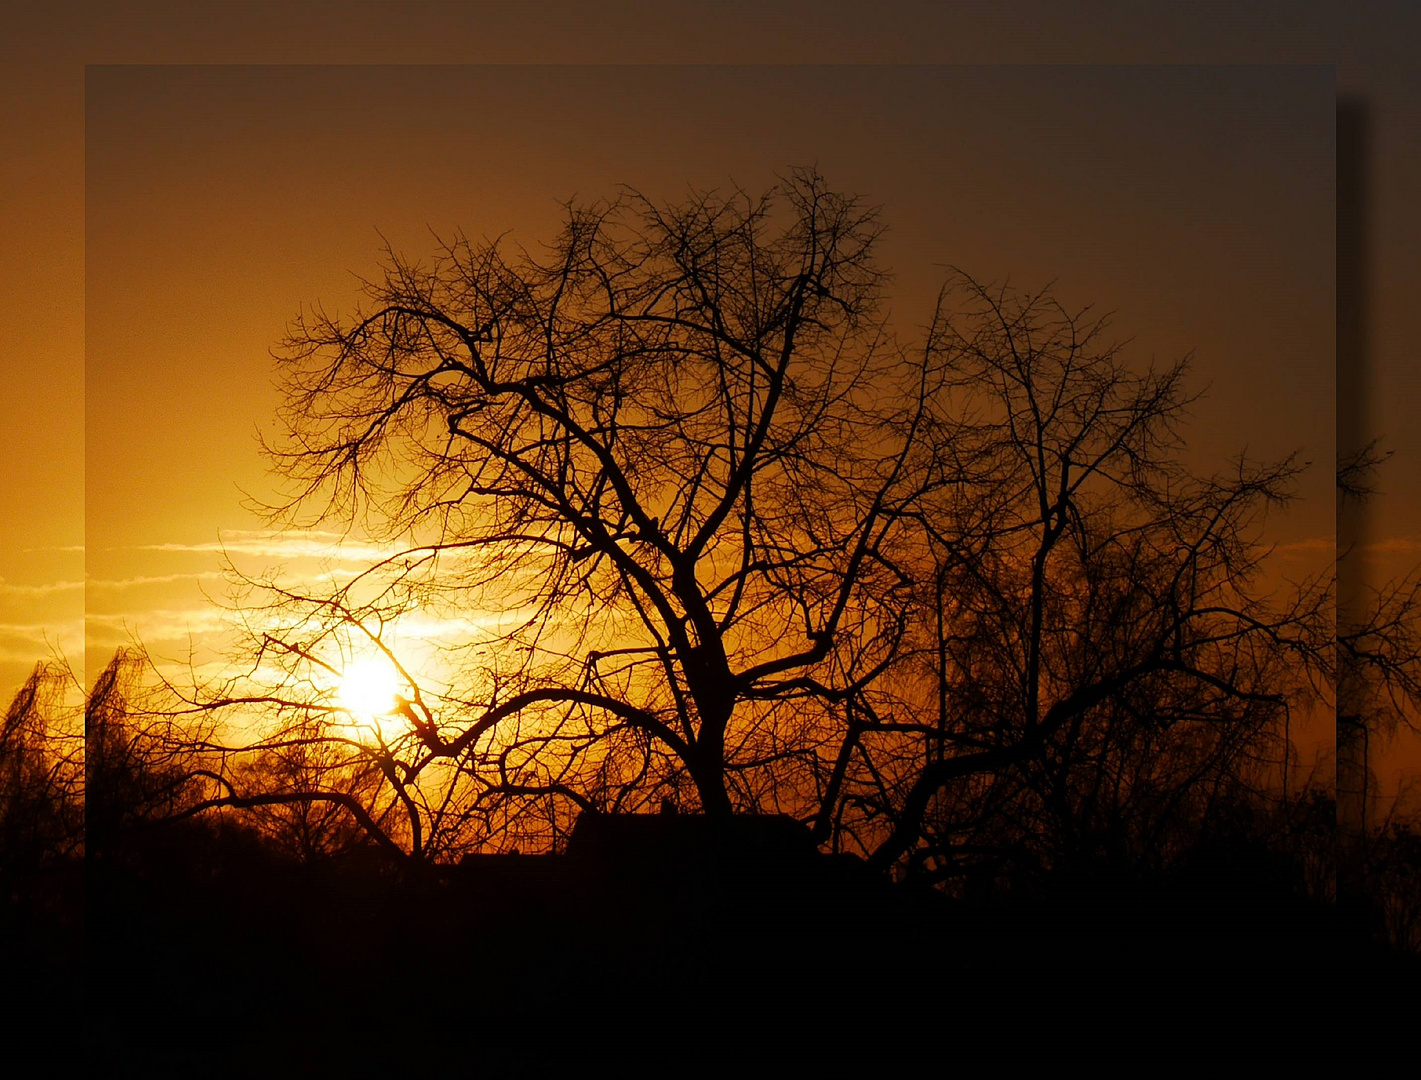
(338, 657, 401, 719)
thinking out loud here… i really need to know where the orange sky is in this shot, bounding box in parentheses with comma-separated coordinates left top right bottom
(84, 64, 1341, 792)
(3, 2, 1420, 804)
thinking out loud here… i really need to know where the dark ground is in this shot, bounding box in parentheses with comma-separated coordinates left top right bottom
(7, 813, 1415, 1074)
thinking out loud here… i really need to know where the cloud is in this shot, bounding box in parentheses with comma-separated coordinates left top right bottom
(0, 579, 84, 597)
(392, 614, 505, 640)
(0, 647, 67, 665)
(1270, 537, 1333, 555)
(2, 573, 238, 597)
(0, 619, 83, 664)
(0, 619, 82, 636)
(1276, 535, 1421, 557)
(88, 572, 228, 590)
(1363, 536, 1421, 555)
(85, 608, 231, 643)
(1269, 535, 1421, 561)
(129, 532, 396, 562)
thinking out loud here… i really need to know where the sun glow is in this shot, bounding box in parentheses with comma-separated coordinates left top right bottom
(338, 657, 401, 720)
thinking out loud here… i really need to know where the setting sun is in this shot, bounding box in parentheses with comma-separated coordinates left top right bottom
(338, 657, 401, 719)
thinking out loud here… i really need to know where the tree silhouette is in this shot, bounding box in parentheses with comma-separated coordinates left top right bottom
(820, 272, 1329, 876)
(1, 660, 83, 1035)
(157, 173, 1328, 876)
(85, 648, 220, 860)
(1331, 440, 1421, 955)
(0, 659, 82, 874)
(1336, 442, 1421, 833)
(171, 169, 929, 856)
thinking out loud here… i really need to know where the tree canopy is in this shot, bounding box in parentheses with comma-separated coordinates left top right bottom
(146, 170, 1328, 875)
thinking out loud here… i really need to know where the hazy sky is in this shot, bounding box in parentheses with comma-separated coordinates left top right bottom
(83, 64, 1334, 674)
(3, 2, 1420, 797)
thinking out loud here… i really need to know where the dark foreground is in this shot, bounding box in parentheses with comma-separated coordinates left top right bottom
(8, 813, 1416, 1074)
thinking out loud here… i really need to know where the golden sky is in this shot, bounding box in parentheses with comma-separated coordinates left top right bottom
(3, 1, 1420, 798)
(84, 64, 1337, 676)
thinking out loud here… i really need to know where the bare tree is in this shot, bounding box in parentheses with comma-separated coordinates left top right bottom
(850, 273, 1329, 879)
(1332, 438, 1421, 953)
(1336, 442, 1421, 834)
(86, 648, 221, 859)
(169, 169, 929, 857)
(158, 179, 1330, 878)
(1, 660, 83, 872)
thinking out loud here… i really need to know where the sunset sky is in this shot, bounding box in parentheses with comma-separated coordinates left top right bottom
(2, 3, 1419, 800)
(81, 64, 1336, 671)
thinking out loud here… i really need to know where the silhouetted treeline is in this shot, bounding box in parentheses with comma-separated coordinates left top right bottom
(11, 171, 1421, 1061)
(0, 661, 83, 1032)
(1, 652, 1417, 1068)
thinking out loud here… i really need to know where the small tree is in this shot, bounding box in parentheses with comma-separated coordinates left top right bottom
(86, 648, 218, 859)
(1336, 442, 1421, 837)
(1, 661, 83, 873)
